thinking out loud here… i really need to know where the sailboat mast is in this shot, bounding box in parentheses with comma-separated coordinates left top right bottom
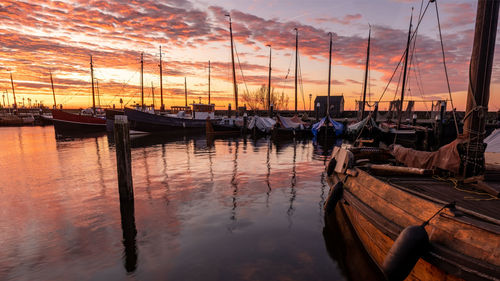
(5, 90, 9, 109)
(327, 32, 332, 117)
(96, 79, 101, 108)
(227, 15, 238, 116)
(50, 71, 56, 108)
(463, 0, 499, 176)
(151, 82, 155, 108)
(159, 46, 164, 111)
(361, 27, 371, 120)
(397, 11, 413, 129)
(208, 60, 211, 104)
(184, 77, 187, 107)
(90, 55, 96, 115)
(141, 52, 144, 110)
(10, 73, 17, 110)
(267, 44, 272, 116)
(294, 28, 298, 114)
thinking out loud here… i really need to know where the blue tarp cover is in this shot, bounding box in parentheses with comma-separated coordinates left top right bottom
(311, 116, 343, 137)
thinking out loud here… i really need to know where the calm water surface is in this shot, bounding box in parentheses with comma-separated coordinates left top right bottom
(0, 126, 351, 281)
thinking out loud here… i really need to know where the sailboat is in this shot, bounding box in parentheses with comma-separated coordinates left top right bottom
(50, 56, 106, 134)
(311, 32, 344, 139)
(125, 52, 215, 133)
(0, 73, 36, 126)
(206, 15, 246, 136)
(272, 28, 312, 140)
(324, 1, 499, 280)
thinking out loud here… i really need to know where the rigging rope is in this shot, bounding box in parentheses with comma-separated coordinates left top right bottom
(434, 0, 459, 135)
(377, 0, 431, 104)
(233, 41, 250, 97)
(297, 51, 306, 111)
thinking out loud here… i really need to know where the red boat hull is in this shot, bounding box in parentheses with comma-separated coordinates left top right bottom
(51, 109, 106, 134)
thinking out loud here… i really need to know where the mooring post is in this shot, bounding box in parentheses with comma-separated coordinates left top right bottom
(114, 115, 134, 202)
(114, 115, 137, 273)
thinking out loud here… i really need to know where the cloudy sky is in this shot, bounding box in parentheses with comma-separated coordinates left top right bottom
(0, 0, 498, 110)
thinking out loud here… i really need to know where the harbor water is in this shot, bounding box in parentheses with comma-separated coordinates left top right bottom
(0, 126, 370, 281)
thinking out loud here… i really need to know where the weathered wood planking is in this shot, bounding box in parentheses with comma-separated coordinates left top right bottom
(329, 169, 500, 280)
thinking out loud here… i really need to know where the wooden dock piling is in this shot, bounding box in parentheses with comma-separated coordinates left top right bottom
(114, 115, 137, 272)
(114, 115, 134, 201)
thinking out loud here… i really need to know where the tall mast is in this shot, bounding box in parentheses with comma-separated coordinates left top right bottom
(397, 11, 413, 129)
(463, 0, 499, 176)
(361, 27, 371, 120)
(151, 82, 155, 108)
(327, 32, 332, 117)
(184, 77, 187, 107)
(5, 90, 9, 109)
(267, 44, 272, 116)
(208, 60, 211, 104)
(10, 73, 17, 111)
(294, 28, 298, 114)
(159, 45, 164, 111)
(226, 15, 238, 116)
(96, 79, 101, 108)
(141, 52, 144, 110)
(90, 55, 96, 115)
(50, 71, 56, 108)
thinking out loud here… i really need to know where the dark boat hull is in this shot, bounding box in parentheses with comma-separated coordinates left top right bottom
(206, 119, 242, 136)
(51, 109, 106, 134)
(125, 108, 206, 133)
(105, 109, 125, 132)
(272, 127, 312, 140)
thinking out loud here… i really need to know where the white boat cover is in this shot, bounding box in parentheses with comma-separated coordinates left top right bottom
(347, 115, 379, 136)
(248, 116, 276, 133)
(485, 129, 500, 153)
(277, 115, 307, 129)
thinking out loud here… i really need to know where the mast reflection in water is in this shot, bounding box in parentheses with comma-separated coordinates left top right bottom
(0, 126, 378, 281)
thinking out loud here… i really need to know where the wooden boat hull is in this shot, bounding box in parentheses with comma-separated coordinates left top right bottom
(124, 108, 205, 133)
(323, 200, 386, 281)
(271, 127, 312, 140)
(51, 109, 106, 134)
(326, 168, 500, 281)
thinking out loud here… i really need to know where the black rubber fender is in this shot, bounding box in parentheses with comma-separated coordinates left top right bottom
(382, 225, 429, 281)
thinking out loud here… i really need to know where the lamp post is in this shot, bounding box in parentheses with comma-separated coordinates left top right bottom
(309, 94, 312, 112)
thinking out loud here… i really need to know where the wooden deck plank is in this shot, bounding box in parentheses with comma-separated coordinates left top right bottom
(381, 176, 500, 221)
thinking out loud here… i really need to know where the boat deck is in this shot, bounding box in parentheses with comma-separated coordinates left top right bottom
(374, 175, 500, 222)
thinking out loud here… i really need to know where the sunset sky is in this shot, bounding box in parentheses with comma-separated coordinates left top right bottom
(0, 0, 498, 111)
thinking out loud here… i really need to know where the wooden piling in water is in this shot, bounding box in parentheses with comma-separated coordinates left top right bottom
(114, 115, 134, 201)
(114, 115, 137, 272)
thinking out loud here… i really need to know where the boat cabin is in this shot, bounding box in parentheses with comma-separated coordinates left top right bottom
(171, 106, 192, 115)
(170, 104, 215, 120)
(191, 103, 215, 120)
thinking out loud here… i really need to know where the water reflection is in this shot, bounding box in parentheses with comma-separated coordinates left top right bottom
(266, 138, 272, 208)
(0, 127, 362, 281)
(323, 207, 385, 281)
(120, 194, 138, 273)
(228, 139, 239, 231)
